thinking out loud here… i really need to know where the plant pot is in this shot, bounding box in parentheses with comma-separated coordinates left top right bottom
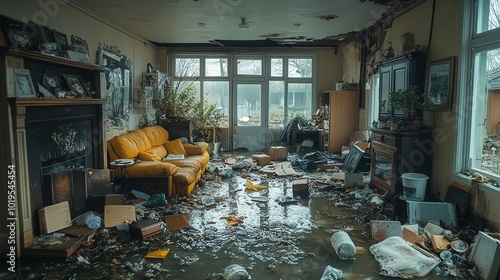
(400, 118, 423, 131)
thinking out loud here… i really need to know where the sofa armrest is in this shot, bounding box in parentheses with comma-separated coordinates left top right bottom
(183, 142, 209, 155)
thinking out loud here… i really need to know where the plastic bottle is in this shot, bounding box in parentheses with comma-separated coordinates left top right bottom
(331, 231, 356, 260)
(85, 213, 101, 229)
(222, 264, 251, 280)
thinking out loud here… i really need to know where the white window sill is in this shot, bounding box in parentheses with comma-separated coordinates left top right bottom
(452, 173, 500, 197)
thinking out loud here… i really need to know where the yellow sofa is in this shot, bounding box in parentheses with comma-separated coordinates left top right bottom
(107, 125, 210, 197)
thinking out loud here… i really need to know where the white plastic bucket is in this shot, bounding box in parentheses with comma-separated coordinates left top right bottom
(401, 173, 429, 201)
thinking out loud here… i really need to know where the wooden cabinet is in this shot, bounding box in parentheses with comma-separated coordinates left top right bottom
(370, 127, 433, 197)
(378, 51, 424, 120)
(324, 90, 359, 153)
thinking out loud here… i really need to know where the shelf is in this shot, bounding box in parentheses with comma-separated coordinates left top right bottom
(2, 47, 108, 72)
(11, 97, 108, 107)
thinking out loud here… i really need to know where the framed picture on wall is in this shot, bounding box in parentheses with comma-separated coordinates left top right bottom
(427, 56, 455, 111)
(13, 69, 37, 98)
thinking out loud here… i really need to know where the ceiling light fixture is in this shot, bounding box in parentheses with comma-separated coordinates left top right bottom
(238, 18, 249, 30)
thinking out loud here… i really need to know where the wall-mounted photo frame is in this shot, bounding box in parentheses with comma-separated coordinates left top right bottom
(52, 29, 68, 50)
(63, 74, 91, 98)
(427, 56, 455, 111)
(13, 69, 37, 98)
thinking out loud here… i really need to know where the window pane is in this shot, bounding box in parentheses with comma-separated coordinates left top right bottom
(205, 58, 228, 77)
(203, 81, 229, 127)
(175, 58, 200, 77)
(476, 0, 500, 34)
(288, 83, 312, 118)
(237, 59, 262, 75)
(269, 81, 285, 126)
(236, 84, 261, 125)
(271, 58, 283, 77)
(471, 47, 500, 176)
(288, 58, 312, 78)
(171, 80, 200, 101)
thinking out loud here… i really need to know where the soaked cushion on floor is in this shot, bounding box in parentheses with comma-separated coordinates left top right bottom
(369, 236, 440, 278)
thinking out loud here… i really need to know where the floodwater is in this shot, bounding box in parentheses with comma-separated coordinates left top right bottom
(17, 170, 470, 279)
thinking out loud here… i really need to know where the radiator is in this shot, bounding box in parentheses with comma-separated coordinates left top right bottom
(218, 127, 284, 151)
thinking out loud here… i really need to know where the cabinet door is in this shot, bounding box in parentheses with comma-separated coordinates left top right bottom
(392, 62, 409, 116)
(379, 66, 392, 119)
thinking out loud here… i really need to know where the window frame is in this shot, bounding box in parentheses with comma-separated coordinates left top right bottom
(455, 0, 500, 193)
(170, 53, 316, 128)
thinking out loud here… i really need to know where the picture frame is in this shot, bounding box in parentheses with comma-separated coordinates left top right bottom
(6, 23, 34, 50)
(427, 56, 455, 111)
(52, 29, 67, 50)
(13, 69, 37, 98)
(63, 74, 91, 98)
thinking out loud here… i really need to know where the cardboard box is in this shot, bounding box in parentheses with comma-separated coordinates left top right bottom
(252, 154, 271, 166)
(165, 214, 190, 230)
(268, 146, 287, 161)
(292, 178, 309, 197)
(105, 194, 124, 205)
(129, 218, 162, 239)
(39, 201, 72, 234)
(104, 205, 136, 228)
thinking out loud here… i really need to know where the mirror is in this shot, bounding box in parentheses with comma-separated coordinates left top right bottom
(97, 44, 132, 130)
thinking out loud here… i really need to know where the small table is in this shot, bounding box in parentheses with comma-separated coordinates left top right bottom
(110, 159, 134, 191)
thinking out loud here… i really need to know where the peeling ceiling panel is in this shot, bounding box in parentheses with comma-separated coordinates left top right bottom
(70, 0, 418, 47)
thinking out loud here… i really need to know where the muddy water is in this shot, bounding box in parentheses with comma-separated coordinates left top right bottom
(19, 174, 459, 279)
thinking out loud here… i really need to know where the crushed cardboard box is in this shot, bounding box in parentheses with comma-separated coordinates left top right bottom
(39, 201, 72, 234)
(104, 205, 136, 228)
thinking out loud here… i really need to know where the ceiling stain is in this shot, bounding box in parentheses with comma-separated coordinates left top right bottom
(318, 14, 338, 21)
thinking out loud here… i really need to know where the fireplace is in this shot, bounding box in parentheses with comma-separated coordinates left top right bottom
(41, 154, 87, 218)
(22, 102, 106, 235)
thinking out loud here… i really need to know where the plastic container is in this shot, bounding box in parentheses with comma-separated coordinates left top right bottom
(331, 231, 356, 260)
(85, 213, 101, 229)
(401, 173, 429, 201)
(222, 264, 251, 280)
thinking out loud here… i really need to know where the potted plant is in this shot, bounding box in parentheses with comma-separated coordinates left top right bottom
(154, 82, 224, 145)
(388, 85, 433, 130)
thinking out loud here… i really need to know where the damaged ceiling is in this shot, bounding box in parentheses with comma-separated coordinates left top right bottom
(69, 0, 421, 48)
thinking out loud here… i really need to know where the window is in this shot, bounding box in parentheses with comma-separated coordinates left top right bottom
(458, 0, 500, 181)
(236, 58, 262, 75)
(205, 58, 228, 77)
(172, 54, 315, 129)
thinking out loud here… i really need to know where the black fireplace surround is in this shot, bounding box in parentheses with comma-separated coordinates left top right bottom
(25, 104, 104, 234)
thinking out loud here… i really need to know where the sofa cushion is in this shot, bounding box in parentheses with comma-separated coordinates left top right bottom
(183, 142, 209, 155)
(139, 145, 167, 162)
(163, 139, 187, 156)
(110, 129, 152, 159)
(141, 126, 169, 146)
(125, 161, 179, 178)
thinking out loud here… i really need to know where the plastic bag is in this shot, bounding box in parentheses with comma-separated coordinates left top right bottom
(142, 193, 166, 208)
(72, 211, 101, 229)
(320, 265, 342, 280)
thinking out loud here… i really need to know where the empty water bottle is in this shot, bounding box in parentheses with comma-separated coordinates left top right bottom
(86, 213, 101, 229)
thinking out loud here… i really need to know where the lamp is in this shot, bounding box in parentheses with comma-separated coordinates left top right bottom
(238, 18, 249, 30)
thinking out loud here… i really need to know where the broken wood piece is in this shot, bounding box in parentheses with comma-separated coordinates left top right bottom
(430, 235, 451, 253)
(402, 227, 424, 245)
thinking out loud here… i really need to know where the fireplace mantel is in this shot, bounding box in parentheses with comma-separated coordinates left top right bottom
(12, 98, 108, 107)
(1, 47, 109, 256)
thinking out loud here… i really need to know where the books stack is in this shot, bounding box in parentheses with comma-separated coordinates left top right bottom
(129, 218, 162, 239)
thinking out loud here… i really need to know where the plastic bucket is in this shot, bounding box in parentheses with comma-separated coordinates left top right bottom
(401, 173, 428, 201)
